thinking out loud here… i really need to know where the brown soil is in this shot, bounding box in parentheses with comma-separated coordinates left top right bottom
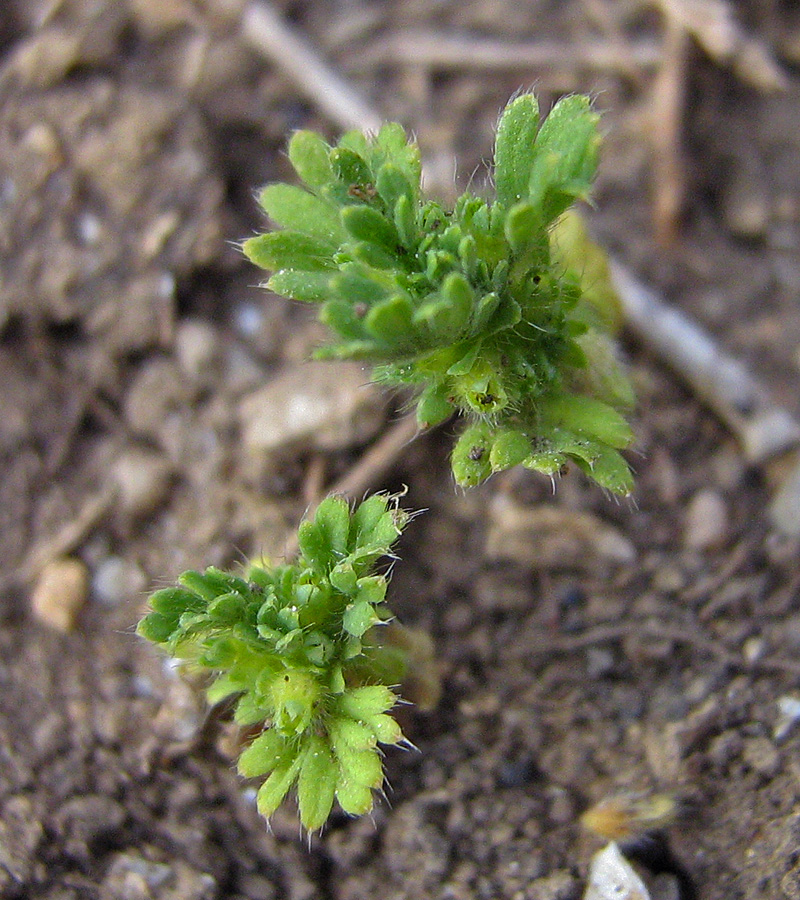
(2, 2, 800, 899)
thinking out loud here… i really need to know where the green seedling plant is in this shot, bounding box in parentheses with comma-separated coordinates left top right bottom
(244, 92, 634, 492)
(140, 92, 635, 833)
(139, 494, 411, 831)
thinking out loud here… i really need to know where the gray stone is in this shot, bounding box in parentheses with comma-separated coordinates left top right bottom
(92, 556, 148, 607)
(683, 489, 728, 551)
(111, 447, 173, 519)
(239, 360, 386, 454)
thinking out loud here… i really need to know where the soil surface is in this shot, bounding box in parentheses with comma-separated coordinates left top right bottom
(2, 2, 800, 899)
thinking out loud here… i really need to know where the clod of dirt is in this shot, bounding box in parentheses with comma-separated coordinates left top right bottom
(1, 0, 127, 89)
(529, 869, 581, 900)
(123, 359, 198, 441)
(741, 735, 781, 779)
(238, 360, 387, 454)
(101, 852, 217, 900)
(30, 556, 89, 631)
(52, 794, 127, 863)
(0, 794, 43, 890)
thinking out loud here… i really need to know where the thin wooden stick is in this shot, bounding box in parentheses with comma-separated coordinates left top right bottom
(14, 487, 117, 585)
(281, 415, 421, 559)
(353, 32, 662, 75)
(610, 259, 800, 466)
(242, 1, 383, 133)
(326, 414, 420, 501)
(649, 12, 688, 247)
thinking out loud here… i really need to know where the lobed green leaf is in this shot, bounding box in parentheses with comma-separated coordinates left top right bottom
(258, 183, 345, 245)
(494, 93, 541, 207)
(238, 729, 287, 778)
(298, 735, 337, 831)
(256, 757, 302, 818)
(337, 685, 397, 719)
(243, 232, 336, 273)
(288, 130, 333, 191)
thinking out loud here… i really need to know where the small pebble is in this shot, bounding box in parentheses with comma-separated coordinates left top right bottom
(775, 695, 800, 742)
(103, 853, 172, 892)
(175, 318, 219, 379)
(742, 636, 766, 664)
(485, 495, 636, 571)
(123, 358, 192, 440)
(31, 557, 89, 632)
(586, 647, 617, 679)
(152, 679, 205, 744)
(683, 489, 728, 551)
(92, 556, 148, 607)
(223, 345, 265, 395)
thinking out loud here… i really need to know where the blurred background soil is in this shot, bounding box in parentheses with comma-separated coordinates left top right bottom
(2, 1, 800, 898)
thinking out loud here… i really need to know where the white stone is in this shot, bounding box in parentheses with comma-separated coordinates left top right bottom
(775, 694, 800, 742)
(584, 843, 651, 900)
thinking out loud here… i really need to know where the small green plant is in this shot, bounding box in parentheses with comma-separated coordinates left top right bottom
(140, 92, 636, 833)
(244, 92, 634, 493)
(139, 495, 411, 831)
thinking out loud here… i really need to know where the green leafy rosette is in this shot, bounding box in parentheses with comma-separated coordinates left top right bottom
(244, 93, 635, 494)
(139, 495, 410, 831)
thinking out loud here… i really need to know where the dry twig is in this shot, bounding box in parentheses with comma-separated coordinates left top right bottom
(241, 0, 383, 133)
(649, 12, 689, 246)
(353, 32, 661, 76)
(15, 486, 117, 586)
(282, 416, 420, 559)
(611, 259, 800, 467)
